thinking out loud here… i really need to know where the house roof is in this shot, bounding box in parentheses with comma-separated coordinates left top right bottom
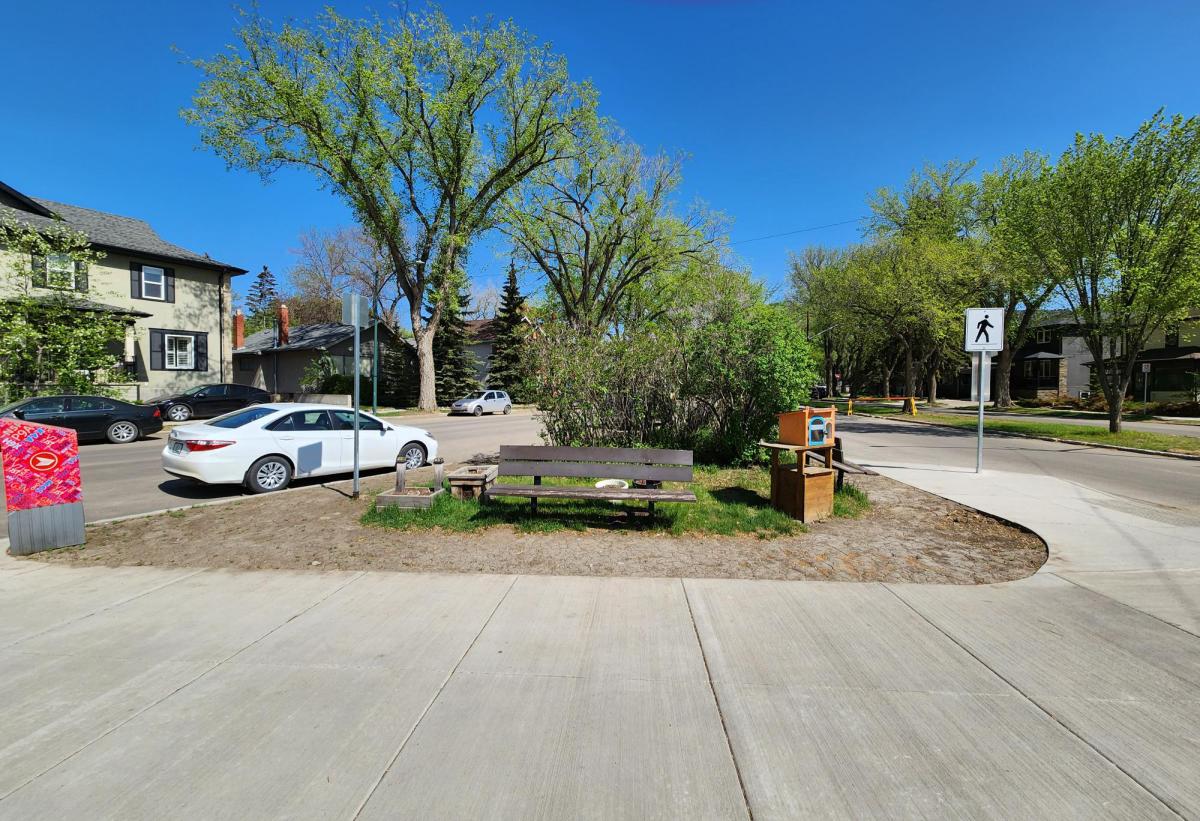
(4, 295, 153, 318)
(465, 318, 497, 342)
(235, 321, 396, 355)
(0, 180, 247, 274)
(1023, 351, 1064, 360)
(1137, 346, 1200, 363)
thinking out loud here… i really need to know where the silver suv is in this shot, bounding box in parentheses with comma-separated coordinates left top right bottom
(450, 390, 512, 416)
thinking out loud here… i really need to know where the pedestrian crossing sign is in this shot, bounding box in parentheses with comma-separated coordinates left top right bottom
(964, 307, 1004, 352)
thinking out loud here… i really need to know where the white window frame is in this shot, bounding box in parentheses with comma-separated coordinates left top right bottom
(141, 265, 166, 300)
(46, 252, 76, 289)
(165, 334, 194, 370)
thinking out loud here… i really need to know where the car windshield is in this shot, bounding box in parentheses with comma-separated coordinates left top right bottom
(460, 392, 486, 401)
(207, 406, 279, 428)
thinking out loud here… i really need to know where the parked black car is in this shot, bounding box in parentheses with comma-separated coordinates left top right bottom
(0, 395, 163, 444)
(152, 383, 271, 422)
(810, 384, 830, 400)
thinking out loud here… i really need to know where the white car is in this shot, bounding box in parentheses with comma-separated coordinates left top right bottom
(161, 403, 438, 493)
(450, 390, 512, 416)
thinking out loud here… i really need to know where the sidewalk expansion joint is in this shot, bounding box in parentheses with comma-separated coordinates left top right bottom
(881, 583, 1187, 820)
(1050, 572, 1200, 641)
(680, 579, 755, 821)
(0, 570, 367, 805)
(350, 573, 520, 820)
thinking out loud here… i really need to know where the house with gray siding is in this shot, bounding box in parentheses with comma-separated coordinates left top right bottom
(0, 180, 246, 400)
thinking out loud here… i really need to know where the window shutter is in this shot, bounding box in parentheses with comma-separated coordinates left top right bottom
(149, 330, 164, 370)
(74, 260, 89, 292)
(194, 333, 208, 371)
(31, 254, 48, 288)
(130, 263, 142, 298)
(165, 268, 176, 303)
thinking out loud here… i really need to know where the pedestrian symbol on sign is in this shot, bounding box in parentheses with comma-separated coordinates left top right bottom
(973, 314, 994, 344)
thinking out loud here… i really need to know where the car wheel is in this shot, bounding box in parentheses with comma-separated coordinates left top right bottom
(472, 406, 483, 417)
(400, 442, 427, 469)
(106, 420, 140, 444)
(503, 404, 512, 415)
(246, 456, 292, 493)
(167, 404, 192, 422)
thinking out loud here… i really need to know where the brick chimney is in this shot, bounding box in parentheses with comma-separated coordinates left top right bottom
(233, 309, 245, 350)
(278, 303, 290, 346)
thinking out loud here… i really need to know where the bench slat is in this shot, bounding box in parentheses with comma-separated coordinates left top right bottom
(497, 460, 692, 483)
(497, 445, 693, 466)
(485, 484, 698, 503)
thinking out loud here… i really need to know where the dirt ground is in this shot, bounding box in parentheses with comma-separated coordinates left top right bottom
(26, 469, 1046, 584)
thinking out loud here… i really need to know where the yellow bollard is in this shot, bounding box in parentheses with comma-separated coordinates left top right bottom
(847, 399, 854, 415)
(910, 396, 917, 415)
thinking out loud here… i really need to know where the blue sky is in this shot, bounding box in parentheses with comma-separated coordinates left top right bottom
(3, 0, 1199, 311)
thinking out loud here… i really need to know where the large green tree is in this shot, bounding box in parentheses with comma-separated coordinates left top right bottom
(501, 127, 718, 333)
(185, 6, 596, 409)
(1002, 111, 1200, 431)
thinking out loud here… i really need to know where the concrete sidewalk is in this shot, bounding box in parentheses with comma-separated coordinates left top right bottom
(2, 419, 1199, 818)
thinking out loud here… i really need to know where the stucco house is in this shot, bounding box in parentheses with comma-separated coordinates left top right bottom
(1133, 310, 1199, 402)
(232, 304, 397, 398)
(0, 180, 246, 400)
(464, 318, 496, 384)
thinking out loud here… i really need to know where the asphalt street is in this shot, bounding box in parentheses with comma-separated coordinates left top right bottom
(0, 409, 543, 537)
(839, 415, 1200, 520)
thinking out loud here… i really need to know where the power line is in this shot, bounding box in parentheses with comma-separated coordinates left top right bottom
(730, 218, 862, 246)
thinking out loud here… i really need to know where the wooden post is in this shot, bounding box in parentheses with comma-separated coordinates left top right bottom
(394, 461, 406, 492)
(531, 475, 540, 514)
(433, 457, 445, 490)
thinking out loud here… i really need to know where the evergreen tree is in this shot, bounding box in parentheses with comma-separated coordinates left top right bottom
(489, 261, 528, 400)
(244, 265, 281, 333)
(428, 285, 480, 404)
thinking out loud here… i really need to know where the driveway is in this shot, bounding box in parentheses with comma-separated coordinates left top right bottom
(0, 409, 542, 538)
(2, 417, 1199, 817)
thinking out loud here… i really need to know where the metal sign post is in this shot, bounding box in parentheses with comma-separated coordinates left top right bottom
(1142, 361, 1151, 404)
(342, 293, 371, 499)
(964, 307, 1005, 473)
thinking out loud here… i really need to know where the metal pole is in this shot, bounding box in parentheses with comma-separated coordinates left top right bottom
(352, 306, 362, 499)
(976, 352, 985, 474)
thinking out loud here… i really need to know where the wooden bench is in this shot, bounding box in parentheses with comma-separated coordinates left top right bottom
(484, 446, 698, 517)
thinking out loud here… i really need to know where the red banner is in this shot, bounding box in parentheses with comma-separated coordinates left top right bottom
(0, 419, 83, 511)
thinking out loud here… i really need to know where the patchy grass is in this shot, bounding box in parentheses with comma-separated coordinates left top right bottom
(361, 466, 870, 538)
(872, 411, 1200, 455)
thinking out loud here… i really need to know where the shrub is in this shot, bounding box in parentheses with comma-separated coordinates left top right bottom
(525, 280, 818, 464)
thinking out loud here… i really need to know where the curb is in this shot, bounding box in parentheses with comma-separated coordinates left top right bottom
(853, 412, 1200, 462)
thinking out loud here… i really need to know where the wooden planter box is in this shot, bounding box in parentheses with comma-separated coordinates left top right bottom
(447, 464, 498, 500)
(376, 487, 445, 509)
(771, 465, 834, 523)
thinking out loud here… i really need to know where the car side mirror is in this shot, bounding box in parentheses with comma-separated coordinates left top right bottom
(11, 410, 24, 419)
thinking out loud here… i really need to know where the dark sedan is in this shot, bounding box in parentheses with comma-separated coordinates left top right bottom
(0, 395, 163, 444)
(152, 383, 271, 422)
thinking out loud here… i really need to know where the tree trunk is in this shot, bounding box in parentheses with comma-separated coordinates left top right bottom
(1108, 393, 1123, 433)
(903, 345, 915, 398)
(415, 330, 437, 411)
(994, 346, 1014, 408)
(927, 369, 938, 406)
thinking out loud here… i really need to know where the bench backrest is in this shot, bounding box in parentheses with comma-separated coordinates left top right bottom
(497, 446, 693, 483)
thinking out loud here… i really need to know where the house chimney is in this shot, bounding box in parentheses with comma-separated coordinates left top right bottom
(278, 303, 290, 346)
(233, 309, 245, 350)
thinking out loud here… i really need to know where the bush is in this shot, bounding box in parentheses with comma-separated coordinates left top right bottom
(525, 280, 818, 464)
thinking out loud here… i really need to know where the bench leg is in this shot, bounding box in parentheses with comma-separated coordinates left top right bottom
(648, 501, 656, 520)
(531, 476, 540, 515)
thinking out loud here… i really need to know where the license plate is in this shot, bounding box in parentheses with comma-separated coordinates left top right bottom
(170, 441, 185, 454)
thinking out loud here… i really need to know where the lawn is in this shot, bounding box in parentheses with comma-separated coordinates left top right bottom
(362, 465, 870, 537)
(870, 410, 1200, 455)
